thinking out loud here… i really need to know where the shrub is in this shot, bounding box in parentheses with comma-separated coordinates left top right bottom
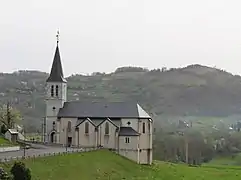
(10, 162, 31, 180)
(0, 167, 10, 180)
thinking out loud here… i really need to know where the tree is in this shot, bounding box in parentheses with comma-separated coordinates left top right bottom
(153, 123, 216, 165)
(0, 124, 7, 134)
(10, 162, 31, 180)
(0, 102, 22, 129)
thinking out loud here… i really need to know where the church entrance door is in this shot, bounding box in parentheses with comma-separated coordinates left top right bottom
(50, 132, 55, 143)
(67, 137, 72, 147)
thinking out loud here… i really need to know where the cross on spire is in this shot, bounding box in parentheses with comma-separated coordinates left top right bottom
(56, 30, 60, 44)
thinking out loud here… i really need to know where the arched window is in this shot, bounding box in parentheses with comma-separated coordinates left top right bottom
(53, 121, 56, 129)
(125, 137, 130, 143)
(85, 122, 89, 134)
(105, 122, 109, 135)
(51, 85, 54, 97)
(67, 121, 71, 132)
(55, 85, 59, 97)
(142, 122, 145, 133)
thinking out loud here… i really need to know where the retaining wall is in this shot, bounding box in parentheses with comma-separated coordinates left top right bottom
(0, 146, 20, 152)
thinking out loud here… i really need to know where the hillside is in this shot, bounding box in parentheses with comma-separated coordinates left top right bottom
(1, 65, 241, 131)
(2, 150, 241, 179)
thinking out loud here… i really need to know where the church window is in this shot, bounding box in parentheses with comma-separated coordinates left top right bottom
(127, 121, 131, 126)
(52, 107, 56, 110)
(51, 85, 54, 97)
(105, 122, 109, 135)
(55, 85, 59, 97)
(85, 122, 89, 134)
(125, 137, 130, 143)
(67, 121, 71, 132)
(148, 122, 151, 133)
(142, 122, 145, 133)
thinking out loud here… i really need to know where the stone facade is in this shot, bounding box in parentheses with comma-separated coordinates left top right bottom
(55, 117, 153, 164)
(44, 41, 153, 164)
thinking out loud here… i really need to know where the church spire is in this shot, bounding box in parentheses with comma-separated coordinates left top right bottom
(46, 31, 67, 83)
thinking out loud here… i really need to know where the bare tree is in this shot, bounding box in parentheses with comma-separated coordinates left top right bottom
(0, 102, 22, 129)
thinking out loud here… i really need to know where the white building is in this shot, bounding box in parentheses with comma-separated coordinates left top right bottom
(43, 37, 153, 164)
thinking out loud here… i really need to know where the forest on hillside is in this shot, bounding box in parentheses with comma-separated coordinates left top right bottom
(0, 64, 241, 131)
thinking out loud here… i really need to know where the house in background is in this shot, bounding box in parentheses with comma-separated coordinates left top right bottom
(43, 35, 153, 164)
(5, 129, 18, 143)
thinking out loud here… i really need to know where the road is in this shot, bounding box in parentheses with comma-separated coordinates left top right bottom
(0, 143, 82, 161)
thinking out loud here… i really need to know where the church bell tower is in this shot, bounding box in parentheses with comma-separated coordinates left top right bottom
(44, 31, 67, 143)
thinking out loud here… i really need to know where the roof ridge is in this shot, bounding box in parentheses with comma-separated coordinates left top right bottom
(58, 101, 151, 118)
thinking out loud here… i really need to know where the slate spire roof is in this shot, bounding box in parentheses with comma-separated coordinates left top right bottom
(46, 41, 66, 83)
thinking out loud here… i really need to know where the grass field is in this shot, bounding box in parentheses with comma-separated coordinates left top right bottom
(206, 154, 241, 166)
(0, 136, 16, 147)
(2, 150, 241, 180)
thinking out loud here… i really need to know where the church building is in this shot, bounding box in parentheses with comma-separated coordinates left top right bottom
(43, 35, 153, 164)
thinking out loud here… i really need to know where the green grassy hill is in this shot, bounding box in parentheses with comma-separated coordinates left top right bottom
(2, 150, 241, 180)
(1, 65, 241, 131)
(0, 136, 16, 147)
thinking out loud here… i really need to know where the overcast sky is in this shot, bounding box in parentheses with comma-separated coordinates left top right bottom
(1, 0, 241, 76)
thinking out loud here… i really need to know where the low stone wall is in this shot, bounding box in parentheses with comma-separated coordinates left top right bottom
(0, 146, 20, 153)
(23, 140, 98, 148)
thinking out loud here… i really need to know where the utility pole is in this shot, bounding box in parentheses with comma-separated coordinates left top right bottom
(41, 123, 43, 142)
(42, 117, 46, 143)
(66, 127, 68, 152)
(23, 127, 26, 158)
(185, 135, 188, 164)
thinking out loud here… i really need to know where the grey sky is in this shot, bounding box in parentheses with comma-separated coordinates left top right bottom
(1, 0, 241, 76)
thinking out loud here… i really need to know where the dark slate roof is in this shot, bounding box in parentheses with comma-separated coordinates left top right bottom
(119, 127, 140, 136)
(46, 45, 67, 83)
(57, 101, 150, 119)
